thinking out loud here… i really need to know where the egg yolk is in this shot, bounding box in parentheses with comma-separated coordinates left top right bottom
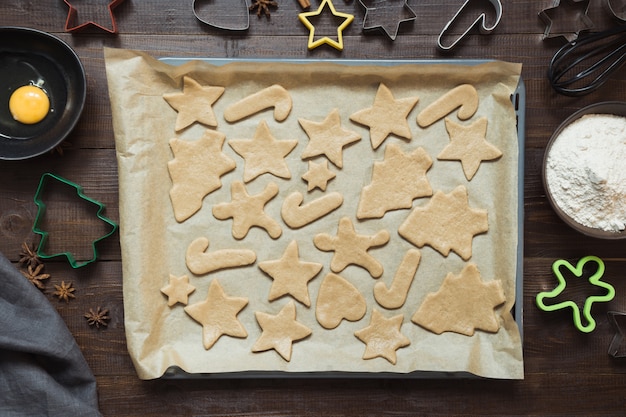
(9, 85, 50, 124)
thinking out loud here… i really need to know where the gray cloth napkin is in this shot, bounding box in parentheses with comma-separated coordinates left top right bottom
(0, 252, 102, 417)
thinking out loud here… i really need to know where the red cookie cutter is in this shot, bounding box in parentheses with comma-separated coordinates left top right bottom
(63, 0, 126, 33)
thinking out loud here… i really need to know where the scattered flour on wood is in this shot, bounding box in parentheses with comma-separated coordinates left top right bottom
(545, 113, 626, 232)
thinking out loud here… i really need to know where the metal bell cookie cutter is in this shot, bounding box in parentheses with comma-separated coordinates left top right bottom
(437, 0, 503, 50)
(193, 0, 250, 31)
(32, 173, 118, 268)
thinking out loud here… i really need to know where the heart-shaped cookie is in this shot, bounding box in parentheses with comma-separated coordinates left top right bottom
(316, 273, 366, 329)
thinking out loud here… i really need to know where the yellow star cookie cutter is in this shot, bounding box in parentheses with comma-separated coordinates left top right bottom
(298, 0, 354, 51)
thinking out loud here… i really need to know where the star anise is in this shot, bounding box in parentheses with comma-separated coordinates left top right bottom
(85, 307, 110, 329)
(20, 264, 50, 290)
(18, 241, 42, 269)
(53, 281, 76, 303)
(249, 0, 278, 17)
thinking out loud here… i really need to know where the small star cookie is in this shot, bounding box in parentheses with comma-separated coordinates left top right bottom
(299, 108, 361, 168)
(168, 130, 236, 223)
(229, 120, 298, 183)
(354, 309, 410, 365)
(314, 217, 390, 278)
(349, 83, 419, 150)
(184, 279, 248, 349)
(398, 185, 488, 261)
(252, 300, 312, 361)
(160, 274, 196, 306)
(213, 181, 282, 239)
(258, 240, 323, 307)
(438, 117, 502, 180)
(302, 160, 336, 192)
(357, 143, 433, 219)
(163, 76, 225, 131)
(411, 263, 505, 336)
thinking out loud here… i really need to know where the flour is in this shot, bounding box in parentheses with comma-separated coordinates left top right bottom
(545, 113, 626, 232)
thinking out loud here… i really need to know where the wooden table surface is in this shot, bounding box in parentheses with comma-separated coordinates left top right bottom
(2, 0, 626, 415)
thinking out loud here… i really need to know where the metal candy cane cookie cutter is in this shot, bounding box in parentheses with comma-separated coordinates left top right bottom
(193, 0, 250, 31)
(437, 0, 503, 50)
(32, 173, 118, 268)
(536, 256, 615, 333)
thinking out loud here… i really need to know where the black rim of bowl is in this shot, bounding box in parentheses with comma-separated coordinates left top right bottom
(0, 26, 86, 160)
(542, 101, 626, 239)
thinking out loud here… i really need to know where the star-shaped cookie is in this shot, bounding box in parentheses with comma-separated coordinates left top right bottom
(314, 216, 390, 278)
(299, 108, 361, 168)
(354, 309, 410, 364)
(357, 143, 433, 219)
(168, 130, 237, 223)
(184, 279, 249, 349)
(412, 263, 505, 336)
(161, 274, 196, 306)
(212, 181, 282, 239)
(259, 240, 323, 306)
(398, 185, 488, 261)
(252, 300, 312, 361)
(229, 120, 298, 182)
(163, 76, 225, 131)
(349, 83, 419, 150)
(438, 117, 502, 181)
(302, 160, 336, 192)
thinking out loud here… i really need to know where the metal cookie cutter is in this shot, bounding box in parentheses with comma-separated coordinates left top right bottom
(32, 173, 118, 268)
(538, 0, 593, 42)
(605, 0, 626, 21)
(358, 0, 417, 41)
(437, 0, 503, 51)
(63, 0, 126, 33)
(193, 0, 250, 31)
(536, 256, 615, 333)
(608, 311, 626, 358)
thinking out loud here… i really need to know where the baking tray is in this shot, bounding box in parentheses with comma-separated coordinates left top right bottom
(155, 58, 526, 379)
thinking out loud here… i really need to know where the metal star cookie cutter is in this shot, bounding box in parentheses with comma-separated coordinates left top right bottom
(193, 0, 250, 31)
(358, 0, 417, 41)
(608, 311, 626, 358)
(63, 0, 126, 33)
(32, 173, 118, 268)
(437, 0, 503, 51)
(536, 256, 615, 333)
(538, 0, 594, 42)
(298, 0, 355, 51)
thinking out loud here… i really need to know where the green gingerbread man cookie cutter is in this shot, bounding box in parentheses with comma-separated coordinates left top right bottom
(32, 173, 118, 268)
(536, 255, 615, 333)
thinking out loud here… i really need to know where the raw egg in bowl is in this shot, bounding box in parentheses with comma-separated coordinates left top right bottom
(0, 27, 86, 160)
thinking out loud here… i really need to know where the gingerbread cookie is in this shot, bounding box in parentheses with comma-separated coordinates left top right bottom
(213, 181, 282, 239)
(398, 185, 488, 261)
(411, 263, 505, 336)
(373, 249, 421, 310)
(357, 144, 433, 220)
(160, 274, 196, 307)
(314, 217, 390, 278)
(281, 191, 344, 229)
(224, 84, 292, 122)
(302, 160, 336, 192)
(168, 130, 236, 223)
(349, 83, 419, 150)
(163, 76, 224, 131)
(185, 237, 257, 275)
(416, 84, 479, 128)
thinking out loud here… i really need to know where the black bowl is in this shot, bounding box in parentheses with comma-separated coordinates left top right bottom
(0, 27, 86, 160)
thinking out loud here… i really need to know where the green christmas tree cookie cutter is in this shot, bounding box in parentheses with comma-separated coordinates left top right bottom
(32, 173, 118, 268)
(536, 255, 615, 333)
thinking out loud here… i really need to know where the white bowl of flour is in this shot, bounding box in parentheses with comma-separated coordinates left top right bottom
(543, 102, 626, 239)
